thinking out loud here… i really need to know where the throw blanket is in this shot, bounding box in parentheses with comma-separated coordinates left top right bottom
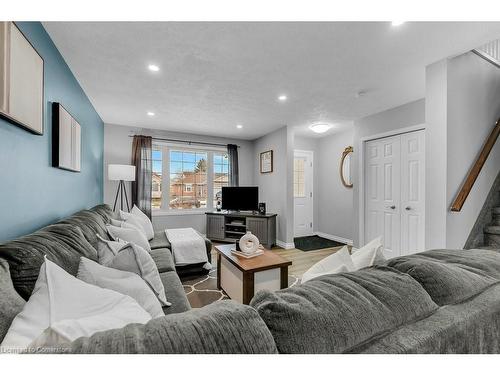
(165, 228, 211, 270)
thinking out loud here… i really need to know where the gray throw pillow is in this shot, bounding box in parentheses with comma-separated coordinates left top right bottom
(386, 248, 500, 306)
(0, 259, 25, 342)
(250, 266, 438, 353)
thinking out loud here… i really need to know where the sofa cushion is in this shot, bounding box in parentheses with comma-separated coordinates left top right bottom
(69, 300, 278, 354)
(250, 266, 438, 353)
(58, 210, 110, 248)
(350, 283, 500, 353)
(386, 249, 500, 306)
(0, 259, 25, 343)
(150, 248, 175, 273)
(89, 204, 116, 224)
(149, 231, 171, 250)
(0, 225, 98, 300)
(160, 271, 191, 315)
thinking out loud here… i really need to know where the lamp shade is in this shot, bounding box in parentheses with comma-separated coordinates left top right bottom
(108, 164, 136, 181)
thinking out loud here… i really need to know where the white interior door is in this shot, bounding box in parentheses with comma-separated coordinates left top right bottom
(364, 135, 401, 258)
(400, 130, 425, 254)
(364, 129, 425, 258)
(294, 150, 313, 237)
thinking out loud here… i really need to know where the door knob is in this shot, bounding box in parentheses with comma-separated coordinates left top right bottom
(405, 206, 411, 210)
(387, 205, 396, 209)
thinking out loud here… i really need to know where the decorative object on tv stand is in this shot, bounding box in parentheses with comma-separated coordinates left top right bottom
(52, 103, 81, 172)
(340, 146, 353, 188)
(260, 150, 273, 173)
(258, 202, 266, 215)
(239, 231, 260, 254)
(0, 22, 44, 134)
(108, 164, 136, 212)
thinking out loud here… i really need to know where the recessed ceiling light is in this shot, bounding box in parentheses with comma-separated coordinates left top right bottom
(236, 124, 243, 129)
(148, 64, 160, 72)
(391, 21, 405, 26)
(309, 123, 332, 134)
(147, 112, 155, 117)
(278, 95, 287, 101)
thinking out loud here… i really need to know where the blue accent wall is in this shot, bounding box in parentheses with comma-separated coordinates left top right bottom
(0, 22, 104, 242)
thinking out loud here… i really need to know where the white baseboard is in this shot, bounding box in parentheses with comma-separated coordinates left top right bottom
(314, 232, 353, 246)
(276, 240, 295, 249)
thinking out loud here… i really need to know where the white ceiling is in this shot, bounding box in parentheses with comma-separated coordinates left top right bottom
(43, 22, 500, 140)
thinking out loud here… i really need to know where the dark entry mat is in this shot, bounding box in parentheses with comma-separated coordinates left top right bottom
(294, 235, 345, 251)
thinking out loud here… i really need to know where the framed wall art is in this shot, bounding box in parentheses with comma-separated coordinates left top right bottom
(260, 150, 273, 173)
(0, 22, 44, 135)
(52, 103, 81, 172)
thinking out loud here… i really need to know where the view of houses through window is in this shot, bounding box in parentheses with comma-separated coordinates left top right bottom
(152, 144, 229, 210)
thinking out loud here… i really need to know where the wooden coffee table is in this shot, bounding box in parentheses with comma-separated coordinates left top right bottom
(214, 244, 292, 304)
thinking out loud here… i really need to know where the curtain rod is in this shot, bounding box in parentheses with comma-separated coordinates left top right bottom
(128, 135, 240, 148)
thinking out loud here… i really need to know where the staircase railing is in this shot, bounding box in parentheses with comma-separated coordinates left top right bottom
(451, 118, 500, 212)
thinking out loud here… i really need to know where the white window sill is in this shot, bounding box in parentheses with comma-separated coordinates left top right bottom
(152, 209, 210, 217)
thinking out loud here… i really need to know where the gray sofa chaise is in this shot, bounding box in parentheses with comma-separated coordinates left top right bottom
(1, 204, 500, 353)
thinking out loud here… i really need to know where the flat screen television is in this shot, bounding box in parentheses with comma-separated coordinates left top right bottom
(221, 186, 258, 211)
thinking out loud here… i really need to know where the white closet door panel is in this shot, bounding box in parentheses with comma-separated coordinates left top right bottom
(400, 130, 425, 254)
(364, 135, 401, 258)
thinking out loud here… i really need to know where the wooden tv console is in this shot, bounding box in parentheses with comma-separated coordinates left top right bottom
(205, 211, 277, 249)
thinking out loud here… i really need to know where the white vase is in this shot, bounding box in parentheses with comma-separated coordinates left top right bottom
(239, 231, 260, 254)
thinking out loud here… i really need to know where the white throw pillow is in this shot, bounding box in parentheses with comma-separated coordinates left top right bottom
(301, 264, 350, 284)
(106, 224, 151, 252)
(0, 257, 151, 351)
(351, 236, 386, 270)
(120, 205, 154, 241)
(95, 236, 170, 307)
(77, 257, 165, 318)
(301, 246, 355, 284)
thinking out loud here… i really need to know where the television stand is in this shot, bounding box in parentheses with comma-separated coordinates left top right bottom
(206, 211, 277, 249)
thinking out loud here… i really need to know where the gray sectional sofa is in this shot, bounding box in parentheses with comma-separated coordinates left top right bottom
(1, 204, 500, 353)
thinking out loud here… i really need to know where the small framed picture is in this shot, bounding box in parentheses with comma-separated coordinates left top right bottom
(260, 150, 273, 173)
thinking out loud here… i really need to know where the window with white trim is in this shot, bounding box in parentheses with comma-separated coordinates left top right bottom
(151, 143, 230, 212)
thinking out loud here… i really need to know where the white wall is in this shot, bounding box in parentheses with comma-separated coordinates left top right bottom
(103, 123, 255, 234)
(253, 126, 294, 245)
(425, 60, 449, 249)
(352, 99, 425, 247)
(316, 129, 355, 242)
(352, 52, 500, 250)
(445, 52, 500, 248)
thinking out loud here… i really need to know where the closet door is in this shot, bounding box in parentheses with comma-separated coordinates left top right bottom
(400, 130, 425, 254)
(364, 135, 401, 258)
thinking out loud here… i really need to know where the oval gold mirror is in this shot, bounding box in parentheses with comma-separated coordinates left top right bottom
(340, 146, 353, 188)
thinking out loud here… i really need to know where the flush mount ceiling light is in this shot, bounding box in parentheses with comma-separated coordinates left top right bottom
(278, 94, 287, 101)
(147, 111, 155, 116)
(148, 64, 160, 72)
(391, 21, 406, 26)
(236, 124, 243, 129)
(309, 123, 332, 134)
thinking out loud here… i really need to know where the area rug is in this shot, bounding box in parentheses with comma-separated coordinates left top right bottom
(294, 235, 345, 251)
(182, 267, 300, 308)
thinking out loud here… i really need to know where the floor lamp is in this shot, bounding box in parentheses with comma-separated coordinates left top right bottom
(108, 164, 136, 212)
